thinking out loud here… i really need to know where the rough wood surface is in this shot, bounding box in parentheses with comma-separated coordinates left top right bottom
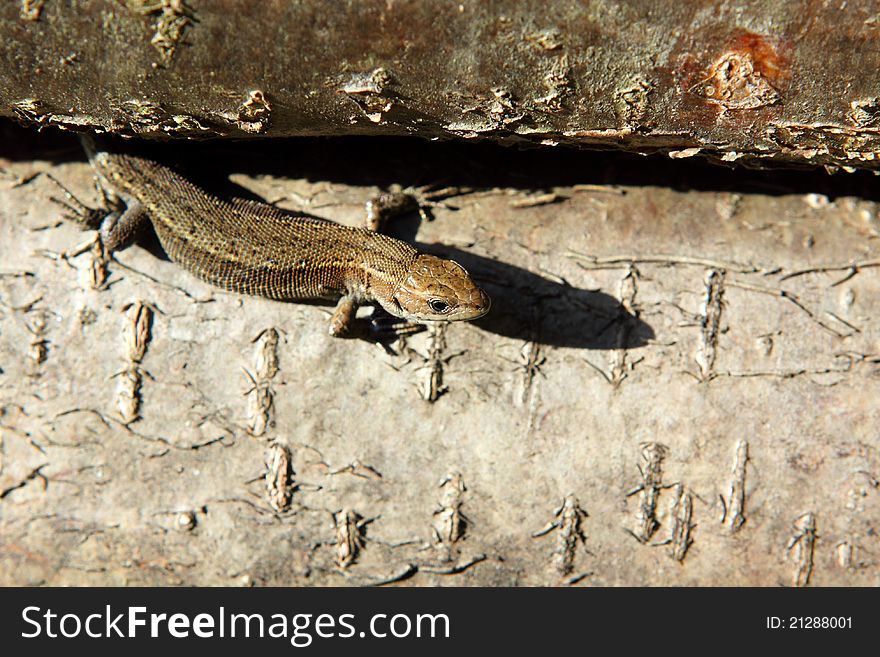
(3, 1, 880, 171)
(1, 126, 878, 586)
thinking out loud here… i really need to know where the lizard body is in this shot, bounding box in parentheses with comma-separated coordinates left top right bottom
(69, 138, 490, 337)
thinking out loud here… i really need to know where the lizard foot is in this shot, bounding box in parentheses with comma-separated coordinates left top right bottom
(46, 174, 118, 229)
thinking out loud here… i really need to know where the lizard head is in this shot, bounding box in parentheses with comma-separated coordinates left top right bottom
(383, 254, 491, 322)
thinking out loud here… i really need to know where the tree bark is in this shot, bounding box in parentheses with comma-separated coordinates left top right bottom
(2, 0, 880, 171)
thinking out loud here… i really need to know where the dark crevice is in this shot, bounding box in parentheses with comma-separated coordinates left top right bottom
(3, 119, 880, 202)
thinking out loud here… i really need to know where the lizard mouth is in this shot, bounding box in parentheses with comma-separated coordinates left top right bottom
(453, 285, 491, 320)
(452, 290, 490, 320)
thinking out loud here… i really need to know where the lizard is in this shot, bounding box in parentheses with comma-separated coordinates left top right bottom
(52, 136, 491, 338)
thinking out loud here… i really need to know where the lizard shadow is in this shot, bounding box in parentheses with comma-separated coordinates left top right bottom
(413, 242, 654, 349)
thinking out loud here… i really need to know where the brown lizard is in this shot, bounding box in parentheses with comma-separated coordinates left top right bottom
(54, 136, 490, 338)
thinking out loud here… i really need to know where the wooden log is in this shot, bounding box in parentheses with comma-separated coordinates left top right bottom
(2, 1, 879, 170)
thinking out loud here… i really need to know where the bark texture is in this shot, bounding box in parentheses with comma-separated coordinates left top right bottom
(2, 1, 880, 171)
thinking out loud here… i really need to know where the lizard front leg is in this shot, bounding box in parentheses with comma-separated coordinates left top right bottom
(328, 296, 359, 338)
(328, 294, 424, 341)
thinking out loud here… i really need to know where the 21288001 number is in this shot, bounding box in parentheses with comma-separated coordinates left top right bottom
(789, 617, 851, 629)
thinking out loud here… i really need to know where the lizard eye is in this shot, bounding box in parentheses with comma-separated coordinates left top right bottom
(428, 299, 450, 313)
